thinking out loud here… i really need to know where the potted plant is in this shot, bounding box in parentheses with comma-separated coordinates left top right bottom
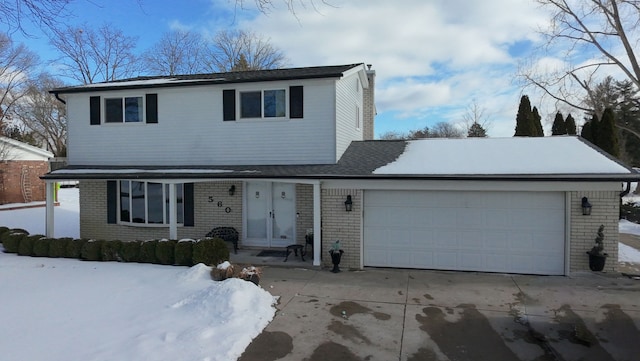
(586, 225, 608, 271)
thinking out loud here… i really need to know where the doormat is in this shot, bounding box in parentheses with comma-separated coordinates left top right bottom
(256, 250, 288, 257)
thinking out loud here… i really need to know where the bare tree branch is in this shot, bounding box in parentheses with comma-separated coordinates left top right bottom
(203, 29, 288, 72)
(0, 0, 73, 35)
(0, 33, 38, 127)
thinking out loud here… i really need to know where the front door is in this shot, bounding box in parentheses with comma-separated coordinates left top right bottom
(245, 182, 296, 247)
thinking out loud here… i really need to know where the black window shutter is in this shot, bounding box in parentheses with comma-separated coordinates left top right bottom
(183, 183, 194, 226)
(223, 89, 236, 121)
(290, 86, 303, 118)
(107, 180, 117, 224)
(90, 96, 101, 125)
(146, 93, 158, 123)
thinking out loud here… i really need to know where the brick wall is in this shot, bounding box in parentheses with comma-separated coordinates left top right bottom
(569, 191, 619, 273)
(363, 70, 375, 140)
(296, 184, 314, 244)
(321, 188, 361, 269)
(0, 161, 49, 204)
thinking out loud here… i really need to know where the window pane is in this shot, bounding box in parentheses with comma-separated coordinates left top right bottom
(124, 97, 143, 123)
(119, 181, 130, 222)
(165, 184, 184, 224)
(147, 183, 164, 224)
(105, 98, 123, 123)
(131, 181, 146, 223)
(264, 90, 285, 117)
(240, 92, 261, 118)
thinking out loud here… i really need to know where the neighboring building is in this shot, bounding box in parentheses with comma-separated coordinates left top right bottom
(44, 63, 639, 275)
(0, 137, 53, 204)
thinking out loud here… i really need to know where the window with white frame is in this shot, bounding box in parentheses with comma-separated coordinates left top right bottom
(240, 89, 286, 118)
(105, 97, 143, 123)
(119, 181, 184, 225)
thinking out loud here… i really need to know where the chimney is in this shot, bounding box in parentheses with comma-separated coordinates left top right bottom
(363, 65, 376, 140)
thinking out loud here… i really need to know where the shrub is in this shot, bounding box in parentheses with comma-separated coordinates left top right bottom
(101, 240, 123, 262)
(139, 240, 158, 264)
(2, 231, 28, 253)
(19, 234, 45, 256)
(192, 237, 230, 266)
(121, 241, 142, 262)
(81, 240, 104, 261)
(33, 237, 52, 257)
(174, 239, 194, 266)
(49, 238, 73, 258)
(156, 239, 177, 265)
(0, 226, 9, 243)
(66, 238, 88, 259)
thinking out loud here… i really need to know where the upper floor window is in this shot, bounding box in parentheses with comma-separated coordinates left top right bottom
(90, 94, 158, 125)
(240, 89, 286, 118)
(223, 86, 303, 121)
(105, 97, 143, 123)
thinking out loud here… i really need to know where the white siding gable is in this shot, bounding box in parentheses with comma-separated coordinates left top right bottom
(335, 66, 366, 160)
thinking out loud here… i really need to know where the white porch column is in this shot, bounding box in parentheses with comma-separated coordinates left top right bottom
(168, 183, 178, 240)
(313, 180, 321, 266)
(45, 181, 56, 238)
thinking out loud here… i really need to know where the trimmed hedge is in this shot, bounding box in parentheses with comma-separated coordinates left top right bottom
(0, 226, 10, 243)
(156, 239, 177, 265)
(192, 237, 229, 266)
(33, 237, 52, 257)
(19, 234, 45, 256)
(139, 240, 158, 264)
(67, 238, 88, 259)
(175, 239, 194, 266)
(81, 240, 104, 261)
(49, 237, 73, 258)
(101, 240, 123, 262)
(2, 230, 29, 253)
(121, 241, 141, 262)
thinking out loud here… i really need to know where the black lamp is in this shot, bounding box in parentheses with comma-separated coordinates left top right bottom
(344, 195, 353, 212)
(581, 197, 592, 215)
(228, 185, 236, 196)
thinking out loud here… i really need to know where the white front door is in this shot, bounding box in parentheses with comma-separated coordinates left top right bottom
(245, 182, 296, 247)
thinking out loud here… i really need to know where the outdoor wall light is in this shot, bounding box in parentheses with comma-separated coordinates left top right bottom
(582, 197, 592, 216)
(228, 185, 236, 196)
(345, 195, 353, 212)
(281, 191, 286, 199)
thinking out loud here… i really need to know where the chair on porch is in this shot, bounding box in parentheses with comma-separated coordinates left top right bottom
(205, 227, 239, 254)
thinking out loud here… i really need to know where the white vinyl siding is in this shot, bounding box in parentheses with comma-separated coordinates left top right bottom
(65, 79, 337, 166)
(335, 70, 364, 161)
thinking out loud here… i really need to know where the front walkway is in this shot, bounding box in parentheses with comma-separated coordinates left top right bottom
(240, 267, 640, 361)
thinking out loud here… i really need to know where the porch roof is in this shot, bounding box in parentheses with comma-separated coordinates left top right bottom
(41, 139, 640, 182)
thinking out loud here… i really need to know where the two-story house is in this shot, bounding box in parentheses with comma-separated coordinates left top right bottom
(44, 63, 639, 275)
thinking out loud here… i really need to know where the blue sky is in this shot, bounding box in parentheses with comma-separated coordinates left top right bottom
(12, 0, 566, 138)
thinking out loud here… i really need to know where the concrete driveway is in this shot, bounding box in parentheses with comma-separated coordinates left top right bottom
(238, 267, 640, 361)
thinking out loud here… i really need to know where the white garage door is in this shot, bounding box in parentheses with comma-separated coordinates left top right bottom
(363, 190, 566, 275)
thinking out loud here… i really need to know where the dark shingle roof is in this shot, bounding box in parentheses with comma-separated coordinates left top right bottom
(50, 64, 364, 94)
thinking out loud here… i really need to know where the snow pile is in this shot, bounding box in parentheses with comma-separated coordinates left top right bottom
(619, 243, 640, 264)
(0, 251, 276, 361)
(620, 219, 640, 236)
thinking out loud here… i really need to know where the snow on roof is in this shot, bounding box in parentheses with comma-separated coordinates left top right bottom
(373, 137, 631, 175)
(0, 136, 53, 160)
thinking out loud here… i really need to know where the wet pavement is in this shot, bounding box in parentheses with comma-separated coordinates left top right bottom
(238, 267, 640, 361)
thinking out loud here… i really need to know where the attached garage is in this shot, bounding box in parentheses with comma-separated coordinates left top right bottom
(363, 190, 566, 275)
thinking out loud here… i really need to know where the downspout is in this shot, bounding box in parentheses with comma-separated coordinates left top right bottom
(54, 92, 66, 104)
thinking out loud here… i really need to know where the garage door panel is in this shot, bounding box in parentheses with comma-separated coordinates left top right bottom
(364, 190, 565, 275)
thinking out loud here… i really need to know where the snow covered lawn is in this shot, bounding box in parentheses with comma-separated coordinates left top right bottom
(0, 188, 276, 361)
(0, 250, 276, 361)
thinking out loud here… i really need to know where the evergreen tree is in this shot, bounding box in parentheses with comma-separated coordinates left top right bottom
(514, 95, 533, 136)
(531, 106, 544, 136)
(565, 113, 577, 135)
(551, 112, 567, 135)
(581, 114, 598, 143)
(598, 107, 619, 157)
(467, 122, 487, 137)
